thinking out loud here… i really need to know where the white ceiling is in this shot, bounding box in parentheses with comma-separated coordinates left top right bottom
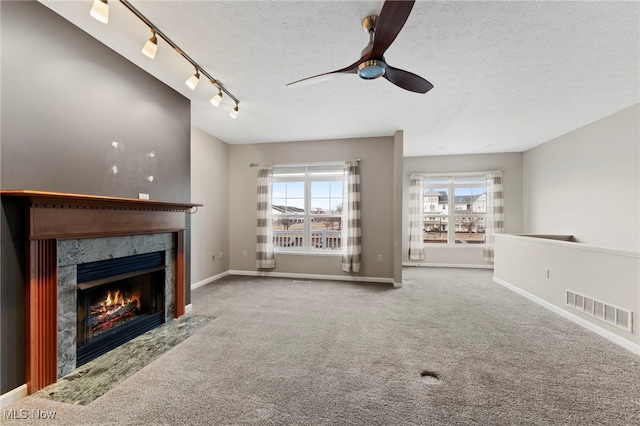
(40, 0, 639, 157)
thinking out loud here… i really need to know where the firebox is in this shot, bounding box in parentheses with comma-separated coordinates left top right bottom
(76, 252, 166, 366)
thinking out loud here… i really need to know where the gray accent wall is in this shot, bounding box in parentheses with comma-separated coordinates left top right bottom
(1, 1, 191, 394)
(0, 198, 26, 395)
(1, 1, 190, 201)
(523, 104, 639, 252)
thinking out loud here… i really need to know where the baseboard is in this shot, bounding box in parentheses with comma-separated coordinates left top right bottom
(403, 262, 493, 269)
(0, 384, 27, 409)
(184, 303, 193, 314)
(493, 276, 640, 355)
(191, 271, 230, 290)
(228, 270, 395, 285)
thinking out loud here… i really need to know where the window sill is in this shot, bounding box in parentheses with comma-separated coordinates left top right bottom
(423, 244, 485, 249)
(275, 250, 342, 257)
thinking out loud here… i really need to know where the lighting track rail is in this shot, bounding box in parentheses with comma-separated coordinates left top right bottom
(90, 0, 240, 118)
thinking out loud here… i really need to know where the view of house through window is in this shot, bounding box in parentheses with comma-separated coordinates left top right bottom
(423, 176, 487, 244)
(272, 164, 343, 251)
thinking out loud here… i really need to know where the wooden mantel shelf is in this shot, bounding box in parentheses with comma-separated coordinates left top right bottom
(1, 190, 200, 394)
(1, 190, 202, 240)
(0, 189, 201, 211)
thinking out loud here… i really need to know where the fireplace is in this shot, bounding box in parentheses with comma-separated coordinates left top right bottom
(75, 252, 166, 366)
(57, 233, 178, 378)
(0, 190, 200, 394)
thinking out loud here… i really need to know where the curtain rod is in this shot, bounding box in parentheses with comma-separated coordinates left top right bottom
(407, 169, 505, 177)
(250, 159, 360, 167)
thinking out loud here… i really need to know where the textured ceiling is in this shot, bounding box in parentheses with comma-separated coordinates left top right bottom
(40, 1, 639, 157)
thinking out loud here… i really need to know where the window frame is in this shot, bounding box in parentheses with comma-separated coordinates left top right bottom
(421, 174, 487, 246)
(272, 163, 344, 253)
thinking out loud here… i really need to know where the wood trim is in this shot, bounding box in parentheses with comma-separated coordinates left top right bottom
(26, 239, 57, 395)
(29, 206, 187, 240)
(1, 190, 200, 211)
(2, 190, 201, 240)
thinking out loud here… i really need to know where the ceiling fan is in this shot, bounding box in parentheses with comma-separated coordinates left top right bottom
(287, 0, 433, 94)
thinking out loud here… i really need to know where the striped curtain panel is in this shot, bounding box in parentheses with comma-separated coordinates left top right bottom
(408, 174, 425, 260)
(341, 160, 361, 273)
(256, 164, 275, 269)
(483, 171, 504, 263)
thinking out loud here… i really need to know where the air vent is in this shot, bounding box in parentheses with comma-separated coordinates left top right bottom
(566, 290, 633, 333)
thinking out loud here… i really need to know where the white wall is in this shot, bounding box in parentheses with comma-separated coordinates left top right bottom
(494, 234, 639, 353)
(403, 153, 524, 266)
(523, 104, 639, 252)
(494, 105, 640, 353)
(190, 127, 230, 286)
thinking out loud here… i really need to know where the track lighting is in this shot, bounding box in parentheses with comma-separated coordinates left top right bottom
(141, 29, 158, 59)
(230, 103, 239, 119)
(90, 0, 109, 24)
(210, 88, 223, 107)
(185, 68, 200, 90)
(90, 0, 240, 118)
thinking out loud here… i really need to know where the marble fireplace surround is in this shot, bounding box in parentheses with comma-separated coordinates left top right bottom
(0, 190, 200, 395)
(57, 233, 176, 378)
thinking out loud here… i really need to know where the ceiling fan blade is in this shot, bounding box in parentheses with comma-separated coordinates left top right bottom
(383, 65, 433, 94)
(286, 63, 358, 87)
(370, 0, 416, 58)
(286, 72, 340, 88)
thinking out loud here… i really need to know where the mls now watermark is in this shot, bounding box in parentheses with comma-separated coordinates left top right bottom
(4, 408, 57, 420)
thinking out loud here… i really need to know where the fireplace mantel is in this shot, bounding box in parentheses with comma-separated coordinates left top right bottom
(1, 190, 201, 394)
(0, 189, 200, 208)
(1, 190, 200, 240)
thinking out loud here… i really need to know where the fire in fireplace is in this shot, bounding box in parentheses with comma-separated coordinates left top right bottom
(86, 287, 141, 338)
(76, 252, 166, 366)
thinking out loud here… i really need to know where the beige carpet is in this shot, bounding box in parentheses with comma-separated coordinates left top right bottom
(4, 268, 640, 425)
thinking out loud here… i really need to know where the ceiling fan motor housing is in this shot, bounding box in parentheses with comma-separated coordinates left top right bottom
(358, 59, 387, 79)
(357, 15, 386, 79)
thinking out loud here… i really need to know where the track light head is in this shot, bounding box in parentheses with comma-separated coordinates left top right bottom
(230, 104, 239, 119)
(90, 0, 109, 24)
(141, 30, 158, 59)
(210, 88, 223, 107)
(185, 69, 200, 90)
(90, 0, 239, 118)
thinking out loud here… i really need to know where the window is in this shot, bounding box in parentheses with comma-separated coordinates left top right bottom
(272, 164, 343, 252)
(422, 175, 487, 245)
